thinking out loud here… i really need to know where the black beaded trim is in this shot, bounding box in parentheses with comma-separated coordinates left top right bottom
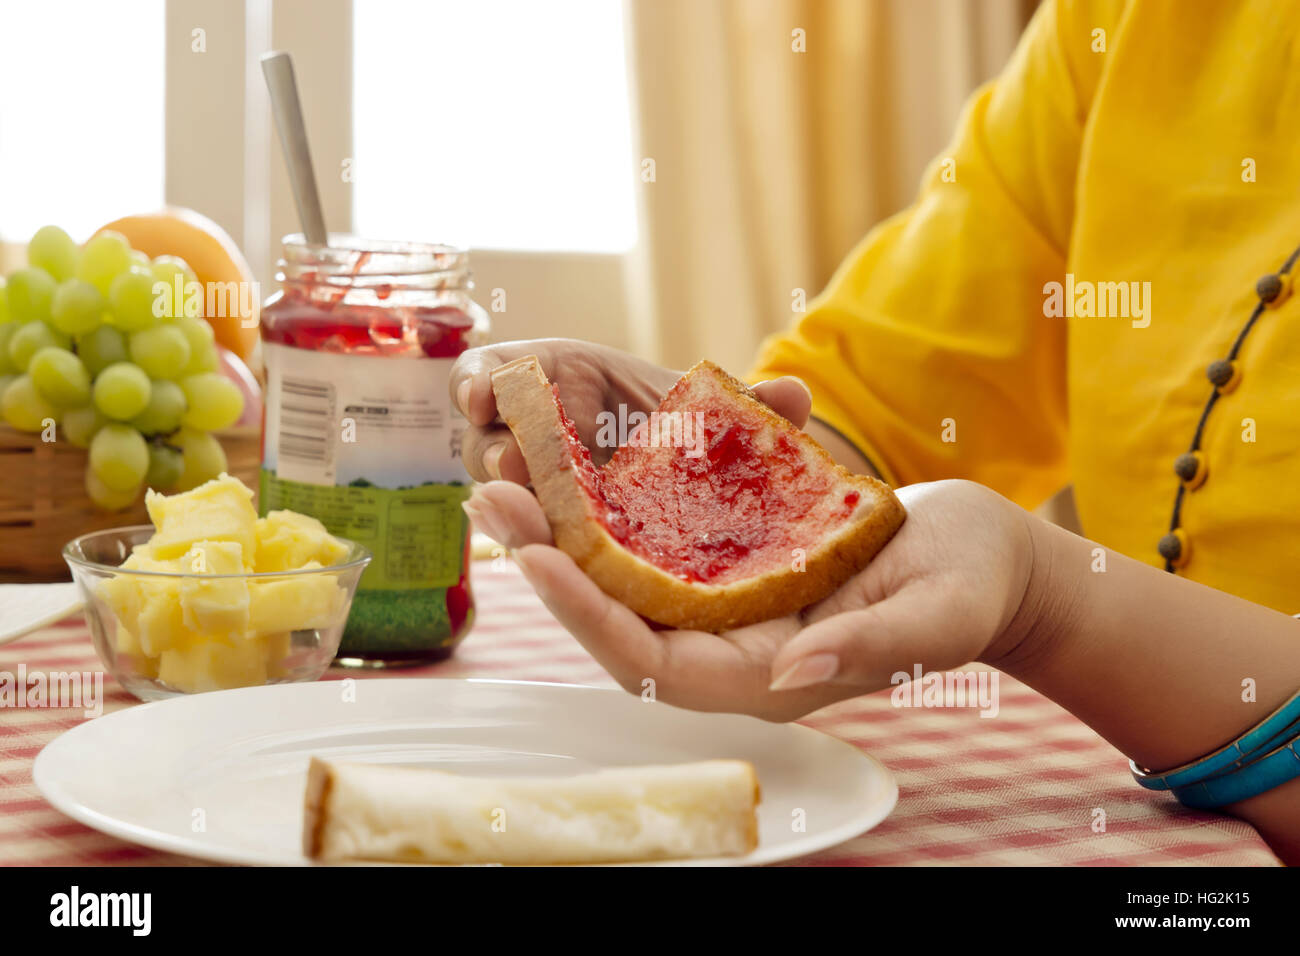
(1162, 246, 1300, 572)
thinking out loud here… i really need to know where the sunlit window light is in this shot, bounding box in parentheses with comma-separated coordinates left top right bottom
(352, 0, 637, 253)
(0, 0, 165, 243)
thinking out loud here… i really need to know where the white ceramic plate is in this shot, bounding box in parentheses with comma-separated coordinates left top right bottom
(0, 583, 83, 646)
(35, 678, 896, 866)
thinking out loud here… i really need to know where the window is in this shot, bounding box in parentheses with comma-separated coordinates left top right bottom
(352, 0, 636, 253)
(0, 0, 165, 242)
(0, 0, 636, 349)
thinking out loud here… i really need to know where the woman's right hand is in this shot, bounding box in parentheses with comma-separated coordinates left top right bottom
(449, 338, 813, 484)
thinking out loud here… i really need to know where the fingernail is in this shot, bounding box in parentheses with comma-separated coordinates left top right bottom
(768, 653, 839, 691)
(462, 499, 506, 542)
(483, 442, 506, 479)
(456, 379, 472, 414)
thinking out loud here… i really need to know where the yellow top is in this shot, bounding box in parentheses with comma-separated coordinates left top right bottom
(751, 0, 1300, 614)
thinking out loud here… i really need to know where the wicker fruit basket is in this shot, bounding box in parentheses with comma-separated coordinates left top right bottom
(0, 425, 261, 582)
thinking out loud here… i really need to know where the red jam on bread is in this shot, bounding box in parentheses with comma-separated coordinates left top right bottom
(492, 357, 905, 632)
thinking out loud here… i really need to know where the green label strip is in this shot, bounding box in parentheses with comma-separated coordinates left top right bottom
(259, 470, 470, 590)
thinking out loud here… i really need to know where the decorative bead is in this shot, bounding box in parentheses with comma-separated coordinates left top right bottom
(1256, 273, 1283, 302)
(1206, 358, 1240, 394)
(1206, 359, 1233, 385)
(1158, 530, 1190, 568)
(1261, 271, 1292, 309)
(1174, 451, 1207, 490)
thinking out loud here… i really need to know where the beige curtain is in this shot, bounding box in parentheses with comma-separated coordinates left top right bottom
(623, 0, 1037, 372)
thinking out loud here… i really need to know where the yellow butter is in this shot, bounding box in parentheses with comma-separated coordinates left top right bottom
(178, 540, 250, 638)
(98, 474, 348, 693)
(262, 631, 293, 679)
(254, 510, 349, 572)
(158, 635, 270, 694)
(114, 626, 160, 679)
(248, 565, 344, 633)
(145, 473, 257, 560)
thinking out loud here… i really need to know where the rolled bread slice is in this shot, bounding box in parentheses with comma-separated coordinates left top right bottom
(490, 355, 905, 631)
(303, 758, 761, 864)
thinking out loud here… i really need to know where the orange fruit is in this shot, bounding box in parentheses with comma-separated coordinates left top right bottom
(96, 208, 260, 363)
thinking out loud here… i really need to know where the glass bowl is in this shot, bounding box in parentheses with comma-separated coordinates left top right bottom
(64, 525, 371, 702)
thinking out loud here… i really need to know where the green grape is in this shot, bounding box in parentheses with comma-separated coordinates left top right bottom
(128, 325, 191, 379)
(107, 267, 160, 332)
(77, 231, 133, 295)
(8, 320, 70, 372)
(151, 255, 198, 286)
(62, 404, 107, 448)
(75, 324, 128, 377)
(50, 279, 105, 336)
(29, 347, 91, 407)
(150, 256, 199, 320)
(89, 422, 149, 491)
(0, 374, 16, 402)
(0, 278, 9, 325)
(180, 372, 244, 431)
(1, 374, 58, 433)
(129, 250, 151, 270)
(28, 225, 79, 282)
(173, 426, 227, 490)
(130, 379, 186, 435)
(185, 341, 219, 375)
(6, 267, 57, 322)
(85, 467, 139, 512)
(0, 325, 19, 374)
(145, 443, 183, 491)
(92, 361, 152, 420)
(173, 316, 217, 374)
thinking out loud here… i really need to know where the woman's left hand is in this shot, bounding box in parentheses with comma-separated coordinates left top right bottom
(464, 477, 1049, 721)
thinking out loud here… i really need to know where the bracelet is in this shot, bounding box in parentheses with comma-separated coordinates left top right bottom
(1171, 733, 1300, 809)
(1129, 688, 1300, 792)
(808, 415, 887, 482)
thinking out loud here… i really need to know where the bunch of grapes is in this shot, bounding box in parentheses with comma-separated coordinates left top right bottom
(0, 226, 245, 510)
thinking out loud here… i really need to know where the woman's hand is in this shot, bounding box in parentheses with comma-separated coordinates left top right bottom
(465, 478, 1046, 721)
(450, 339, 814, 483)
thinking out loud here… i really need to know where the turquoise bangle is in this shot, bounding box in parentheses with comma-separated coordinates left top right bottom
(1172, 734, 1300, 809)
(1129, 689, 1300, 792)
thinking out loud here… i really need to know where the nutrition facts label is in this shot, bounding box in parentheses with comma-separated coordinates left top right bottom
(385, 496, 457, 583)
(259, 473, 469, 590)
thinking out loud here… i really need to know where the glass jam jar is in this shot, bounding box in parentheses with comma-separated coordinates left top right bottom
(260, 236, 489, 666)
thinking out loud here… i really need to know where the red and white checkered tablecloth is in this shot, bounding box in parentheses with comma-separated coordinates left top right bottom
(0, 560, 1281, 866)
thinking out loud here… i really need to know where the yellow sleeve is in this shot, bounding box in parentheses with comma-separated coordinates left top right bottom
(750, 0, 1123, 508)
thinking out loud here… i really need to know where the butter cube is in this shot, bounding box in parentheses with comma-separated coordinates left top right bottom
(135, 576, 188, 657)
(114, 626, 159, 679)
(146, 473, 257, 560)
(99, 549, 185, 654)
(178, 540, 250, 638)
(262, 631, 293, 679)
(158, 636, 269, 694)
(248, 565, 344, 633)
(253, 510, 348, 572)
(99, 574, 144, 636)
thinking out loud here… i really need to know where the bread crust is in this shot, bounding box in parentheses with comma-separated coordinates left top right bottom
(302, 756, 334, 859)
(491, 355, 905, 632)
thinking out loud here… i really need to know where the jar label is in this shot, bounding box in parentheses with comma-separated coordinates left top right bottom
(262, 343, 467, 487)
(260, 342, 470, 593)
